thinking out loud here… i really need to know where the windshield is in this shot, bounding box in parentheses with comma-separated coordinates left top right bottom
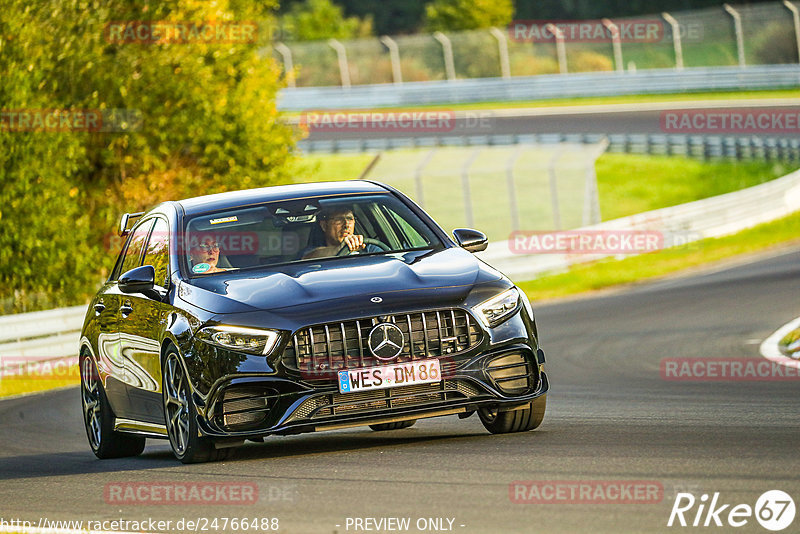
(182, 193, 443, 275)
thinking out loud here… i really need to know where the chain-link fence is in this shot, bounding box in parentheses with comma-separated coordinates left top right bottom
(270, 2, 800, 88)
(358, 143, 605, 242)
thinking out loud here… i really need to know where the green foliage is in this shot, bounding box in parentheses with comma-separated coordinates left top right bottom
(424, 0, 513, 32)
(0, 0, 296, 313)
(281, 0, 373, 41)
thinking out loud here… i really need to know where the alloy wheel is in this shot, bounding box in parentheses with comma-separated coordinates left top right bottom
(81, 357, 102, 450)
(164, 353, 190, 455)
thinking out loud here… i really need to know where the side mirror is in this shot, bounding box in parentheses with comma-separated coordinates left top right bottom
(119, 265, 160, 299)
(453, 228, 488, 253)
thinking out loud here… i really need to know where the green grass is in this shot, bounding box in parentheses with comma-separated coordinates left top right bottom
(282, 89, 799, 115)
(291, 150, 795, 230)
(0, 363, 79, 398)
(517, 211, 800, 301)
(596, 154, 792, 220)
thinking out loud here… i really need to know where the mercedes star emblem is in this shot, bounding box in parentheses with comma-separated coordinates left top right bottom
(367, 323, 404, 360)
(371, 296, 382, 303)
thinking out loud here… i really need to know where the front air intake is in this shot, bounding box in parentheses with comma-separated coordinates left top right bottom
(486, 352, 534, 395)
(216, 386, 278, 431)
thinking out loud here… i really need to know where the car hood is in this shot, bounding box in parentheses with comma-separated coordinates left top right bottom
(178, 247, 504, 315)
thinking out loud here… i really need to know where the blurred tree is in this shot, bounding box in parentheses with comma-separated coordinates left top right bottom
(514, 0, 778, 19)
(335, 0, 427, 35)
(424, 0, 514, 32)
(280, 0, 373, 41)
(0, 0, 296, 313)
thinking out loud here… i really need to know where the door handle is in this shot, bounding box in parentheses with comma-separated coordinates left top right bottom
(120, 304, 133, 317)
(94, 303, 105, 315)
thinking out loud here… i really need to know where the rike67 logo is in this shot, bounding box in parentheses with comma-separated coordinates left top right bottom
(668, 490, 795, 531)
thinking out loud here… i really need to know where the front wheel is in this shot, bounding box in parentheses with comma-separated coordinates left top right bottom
(478, 395, 546, 434)
(163, 350, 228, 464)
(80, 355, 145, 459)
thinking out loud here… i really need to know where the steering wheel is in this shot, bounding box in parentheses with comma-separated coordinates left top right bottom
(335, 238, 390, 256)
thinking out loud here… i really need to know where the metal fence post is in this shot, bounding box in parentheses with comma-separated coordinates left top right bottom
(274, 42, 296, 88)
(723, 4, 746, 68)
(662, 12, 685, 70)
(584, 138, 609, 225)
(505, 145, 524, 232)
(414, 149, 436, 207)
(380, 35, 404, 84)
(461, 148, 481, 228)
(602, 19, 624, 73)
(548, 146, 565, 229)
(489, 27, 511, 79)
(545, 24, 568, 74)
(433, 32, 457, 81)
(328, 38, 351, 88)
(784, 1, 800, 64)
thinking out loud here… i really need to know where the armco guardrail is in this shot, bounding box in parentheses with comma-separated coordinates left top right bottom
(298, 133, 800, 161)
(477, 167, 800, 280)
(277, 65, 800, 111)
(0, 305, 86, 367)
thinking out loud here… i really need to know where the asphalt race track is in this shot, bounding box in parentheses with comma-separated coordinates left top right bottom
(304, 100, 800, 141)
(1, 248, 799, 533)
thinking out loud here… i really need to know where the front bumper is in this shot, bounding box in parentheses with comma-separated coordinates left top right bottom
(196, 344, 548, 439)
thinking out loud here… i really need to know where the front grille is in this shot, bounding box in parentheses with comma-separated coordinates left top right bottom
(283, 309, 483, 378)
(287, 379, 482, 421)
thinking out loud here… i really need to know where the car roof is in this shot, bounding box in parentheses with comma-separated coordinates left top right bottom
(175, 180, 390, 216)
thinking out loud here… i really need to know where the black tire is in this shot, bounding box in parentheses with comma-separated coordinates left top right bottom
(369, 420, 416, 431)
(478, 395, 546, 434)
(80, 355, 145, 459)
(163, 349, 229, 464)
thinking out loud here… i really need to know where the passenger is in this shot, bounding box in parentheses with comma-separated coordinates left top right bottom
(302, 207, 381, 259)
(188, 236, 229, 273)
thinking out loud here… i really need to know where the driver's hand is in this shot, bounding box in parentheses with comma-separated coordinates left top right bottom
(343, 234, 365, 251)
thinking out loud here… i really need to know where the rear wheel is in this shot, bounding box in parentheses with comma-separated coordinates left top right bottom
(80, 355, 145, 459)
(479, 395, 546, 434)
(369, 420, 416, 431)
(163, 349, 229, 464)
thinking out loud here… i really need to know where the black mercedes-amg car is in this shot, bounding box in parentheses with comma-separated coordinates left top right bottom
(79, 180, 548, 463)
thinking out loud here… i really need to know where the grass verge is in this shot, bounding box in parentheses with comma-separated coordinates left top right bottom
(0, 362, 79, 398)
(517, 211, 800, 302)
(596, 155, 792, 220)
(291, 151, 794, 224)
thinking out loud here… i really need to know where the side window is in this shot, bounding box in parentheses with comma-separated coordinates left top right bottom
(142, 218, 170, 288)
(119, 220, 154, 276)
(384, 207, 430, 248)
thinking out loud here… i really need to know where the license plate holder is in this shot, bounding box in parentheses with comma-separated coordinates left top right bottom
(337, 359, 442, 394)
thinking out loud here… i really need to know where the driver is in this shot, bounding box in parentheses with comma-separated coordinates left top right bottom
(302, 207, 382, 259)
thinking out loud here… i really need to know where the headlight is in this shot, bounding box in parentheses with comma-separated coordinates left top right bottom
(473, 288, 521, 327)
(196, 325, 281, 356)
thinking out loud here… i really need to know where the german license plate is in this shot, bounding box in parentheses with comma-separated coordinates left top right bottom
(337, 359, 441, 394)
